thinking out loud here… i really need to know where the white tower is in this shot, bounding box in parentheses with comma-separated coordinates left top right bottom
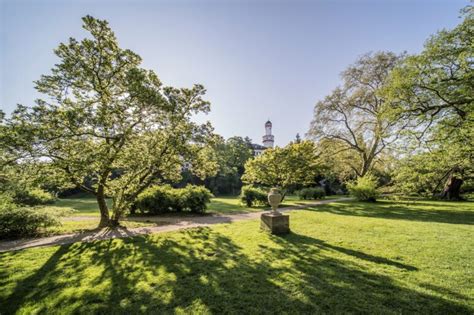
(262, 120, 274, 148)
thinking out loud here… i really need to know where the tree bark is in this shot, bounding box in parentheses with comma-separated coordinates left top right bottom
(96, 185, 110, 227)
(280, 189, 287, 203)
(441, 176, 463, 200)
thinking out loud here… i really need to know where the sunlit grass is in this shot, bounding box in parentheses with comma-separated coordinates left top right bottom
(49, 194, 347, 235)
(1, 199, 473, 313)
(54, 194, 111, 216)
(54, 194, 345, 217)
(45, 219, 165, 235)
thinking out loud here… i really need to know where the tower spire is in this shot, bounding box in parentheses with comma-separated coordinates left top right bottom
(263, 120, 274, 148)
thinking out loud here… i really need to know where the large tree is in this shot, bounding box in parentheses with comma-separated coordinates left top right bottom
(308, 52, 404, 178)
(384, 6, 473, 138)
(384, 6, 473, 199)
(394, 142, 473, 199)
(6, 16, 217, 226)
(241, 141, 322, 198)
(204, 136, 253, 195)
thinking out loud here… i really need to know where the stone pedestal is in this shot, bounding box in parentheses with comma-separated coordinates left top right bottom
(261, 212, 290, 235)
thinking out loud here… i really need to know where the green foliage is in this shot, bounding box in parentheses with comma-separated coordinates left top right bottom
(297, 187, 326, 200)
(0, 165, 56, 206)
(12, 188, 56, 206)
(135, 185, 213, 214)
(4, 16, 217, 225)
(181, 185, 214, 213)
(383, 7, 473, 197)
(0, 162, 62, 207)
(347, 174, 380, 202)
(134, 185, 175, 214)
(201, 136, 253, 195)
(393, 143, 473, 197)
(1, 200, 473, 313)
(242, 141, 321, 193)
(383, 7, 473, 142)
(0, 203, 72, 239)
(308, 52, 403, 179)
(239, 185, 268, 207)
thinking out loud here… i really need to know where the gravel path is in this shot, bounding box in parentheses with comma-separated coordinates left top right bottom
(0, 198, 350, 252)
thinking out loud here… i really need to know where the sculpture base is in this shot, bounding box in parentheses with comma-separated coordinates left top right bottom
(260, 212, 290, 235)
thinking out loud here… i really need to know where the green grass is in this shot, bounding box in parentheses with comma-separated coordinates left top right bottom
(54, 194, 111, 216)
(206, 196, 266, 213)
(48, 195, 162, 234)
(46, 219, 165, 235)
(207, 195, 346, 214)
(280, 194, 346, 207)
(46, 194, 343, 235)
(1, 199, 473, 313)
(54, 194, 344, 217)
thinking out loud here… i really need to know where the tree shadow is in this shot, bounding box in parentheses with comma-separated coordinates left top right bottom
(1, 227, 471, 313)
(305, 200, 474, 225)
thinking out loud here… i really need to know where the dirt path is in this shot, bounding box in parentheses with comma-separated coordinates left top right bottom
(0, 198, 350, 253)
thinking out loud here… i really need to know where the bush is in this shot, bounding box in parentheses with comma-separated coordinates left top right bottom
(347, 174, 379, 202)
(0, 203, 71, 239)
(240, 186, 268, 207)
(135, 185, 213, 214)
(297, 187, 326, 200)
(135, 185, 175, 214)
(181, 185, 214, 213)
(13, 187, 56, 206)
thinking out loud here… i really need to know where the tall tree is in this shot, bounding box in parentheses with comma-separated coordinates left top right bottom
(384, 6, 473, 138)
(308, 52, 403, 178)
(242, 141, 322, 198)
(6, 16, 217, 226)
(204, 136, 253, 195)
(384, 6, 473, 198)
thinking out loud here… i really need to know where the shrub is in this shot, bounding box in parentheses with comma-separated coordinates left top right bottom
(135, 185, 213, 214)
(297, 187, 326, 200)
(13, 187, 56, 206)
(181, 185, 214, 213)
(0, 204, 72, 239)
(240, 186, 268, 207)
(135, 185, 175, 214)
(347, 174, 379, 202)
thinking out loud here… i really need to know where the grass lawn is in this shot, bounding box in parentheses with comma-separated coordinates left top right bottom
(55, 194, 345, 216)
(54, 194, 111, 216)
(280, 194, 346, 207)
(50, 194, 168, 235)
(1, 199, 473, 313)
(49, 194, 345, 235)
(45, 218, 166, 235)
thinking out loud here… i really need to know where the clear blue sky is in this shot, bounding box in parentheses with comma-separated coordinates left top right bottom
(0, 0, 468, 146)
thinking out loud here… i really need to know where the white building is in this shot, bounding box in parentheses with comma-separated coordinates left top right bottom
(251, 120, 274, 156)
(262, 120, 274, 148)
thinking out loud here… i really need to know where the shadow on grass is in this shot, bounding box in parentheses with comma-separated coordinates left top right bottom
(1, 227, 471, 314)
(305, 200, 474, 225)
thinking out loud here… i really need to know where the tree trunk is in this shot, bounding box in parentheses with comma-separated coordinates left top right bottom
(130, 204, 136, 215)
(441, 176, 463, 200)
(96, 186, 110, 227)
(280, 189, 287, 203)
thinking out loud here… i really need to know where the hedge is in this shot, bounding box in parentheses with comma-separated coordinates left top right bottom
(296, 187, 326, 200)
(240, 186, 268, 207)
(135, 185, 213, 214)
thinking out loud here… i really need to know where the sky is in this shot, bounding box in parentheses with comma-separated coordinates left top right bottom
(0, 0, 469, 146)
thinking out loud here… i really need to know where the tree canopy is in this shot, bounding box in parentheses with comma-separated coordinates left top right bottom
(242, 141, 322, 196)
(384, 7, 473, 199)
(384, 6, 473, 142)
(308, 51, 404, 178)
(4, 16, 217, 225)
